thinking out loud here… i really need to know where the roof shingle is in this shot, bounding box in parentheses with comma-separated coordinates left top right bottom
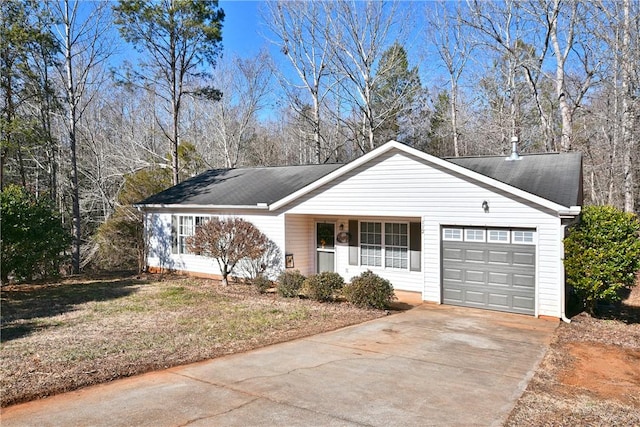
(137, 163, 344, 206)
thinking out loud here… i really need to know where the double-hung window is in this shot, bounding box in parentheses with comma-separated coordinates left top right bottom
(360, 222, 382, 267)
(385, 223, 408, 268)
(360, 221, 408, 269)
(173, 215, 208, 254)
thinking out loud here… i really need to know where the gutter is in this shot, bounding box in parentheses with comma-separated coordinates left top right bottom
(132, 203, 271, 211)
(558, 206, 581, 217)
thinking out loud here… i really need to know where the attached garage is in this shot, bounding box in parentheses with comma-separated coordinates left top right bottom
(441, 227, 536, 315)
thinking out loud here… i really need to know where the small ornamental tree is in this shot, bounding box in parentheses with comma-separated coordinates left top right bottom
(187, 218, 268, 286)
(564, 205, 640, 315)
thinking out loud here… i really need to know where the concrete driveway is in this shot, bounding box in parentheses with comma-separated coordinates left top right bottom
(1, 304, 557, 427)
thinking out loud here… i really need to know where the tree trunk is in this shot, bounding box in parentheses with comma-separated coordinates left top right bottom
(550, 0, 573, 152)
(64, 0, 81, 275)
(621, 0, 635, 212)
(221, 270, 229, 286)
(450, 78, 459, 157)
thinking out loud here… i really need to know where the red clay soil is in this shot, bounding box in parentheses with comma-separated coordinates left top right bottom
(560, 342, 640, 407)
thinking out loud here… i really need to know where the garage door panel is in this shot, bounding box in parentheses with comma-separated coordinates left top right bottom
(465, 250, 485, 262)
(443, 248, 463, 261)
(513, 295, 535, 311)
(443, 287, 463, 303)
(512, 251, 535, 266)
(488, 272, 509, 285)
(488, 293, 509, 308)
(464, 290, 486, 304)
(464, 270, 486, 284)
(513, 274, 535, 289)
(442, 228, 536, 315)
(443, 268, 463, 281)
(488, 250, 509, 264)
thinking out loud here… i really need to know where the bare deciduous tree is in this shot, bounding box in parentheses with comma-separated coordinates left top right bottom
(195, 51, 273, 168)
(265, 1, 336, 163)
(49, 0, 113, 274)
(426, 2, 474, 156)
(328, 0, 411, 153)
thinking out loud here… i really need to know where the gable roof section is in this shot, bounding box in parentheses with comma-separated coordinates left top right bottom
(137, 163, 343, 208)
(269, 141, 581, 215)
(446, 152, 583, 208)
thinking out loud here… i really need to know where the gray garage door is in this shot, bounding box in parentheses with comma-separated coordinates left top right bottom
(442, 227, 536, 315)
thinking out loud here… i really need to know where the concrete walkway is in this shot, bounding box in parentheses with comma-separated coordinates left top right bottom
(1, 305, 557, 427)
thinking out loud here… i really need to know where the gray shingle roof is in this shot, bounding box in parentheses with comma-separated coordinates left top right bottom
(137, 163, 344, 206)
(137, 150, 583, 209)
(446, 152, 583, 208)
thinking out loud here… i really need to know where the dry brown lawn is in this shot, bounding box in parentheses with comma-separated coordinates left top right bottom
(506, 284, 640, 426)
(0, 273, 384, 407)
(4, 272, 640, 425)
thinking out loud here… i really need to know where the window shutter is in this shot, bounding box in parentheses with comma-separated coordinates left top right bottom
(348, 219, 358, 265)
(171, 215, 178, 254)
(410, 222, 421, 272)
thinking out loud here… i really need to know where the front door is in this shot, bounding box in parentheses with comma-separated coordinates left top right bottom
(316, 222, 335, 273)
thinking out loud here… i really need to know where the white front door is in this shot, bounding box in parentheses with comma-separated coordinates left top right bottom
(316, 222, 335, 273)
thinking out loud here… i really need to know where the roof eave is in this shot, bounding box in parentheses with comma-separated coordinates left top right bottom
(134, 203, 270, 211)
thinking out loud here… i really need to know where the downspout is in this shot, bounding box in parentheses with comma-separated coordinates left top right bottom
(560, 223, 571, 323)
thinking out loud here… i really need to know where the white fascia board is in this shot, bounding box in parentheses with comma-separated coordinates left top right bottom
(270, 140, 576, 215)
(134, 203, 269, 211)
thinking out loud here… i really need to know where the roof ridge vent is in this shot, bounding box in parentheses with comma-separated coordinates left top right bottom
(506, 136, 522, 161)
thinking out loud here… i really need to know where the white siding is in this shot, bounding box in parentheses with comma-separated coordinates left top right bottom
(146, 210, 285, 278)
(285, 149, 564, 317)
(284, 214, 314, 275)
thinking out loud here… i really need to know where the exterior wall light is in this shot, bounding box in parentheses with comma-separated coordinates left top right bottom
(482, 200, 489, 213)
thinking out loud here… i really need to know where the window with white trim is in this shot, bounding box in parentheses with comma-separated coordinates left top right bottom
(488, 229, 510, 243)
(360, 222, 382, 267)
(512, 230, 535, 244)
(385, 223, 408, 269)
(173, 215, 208, 254)
(360, 221, 408, 269)
(465, 229, 485, 242)
(442, 228, 462, 241)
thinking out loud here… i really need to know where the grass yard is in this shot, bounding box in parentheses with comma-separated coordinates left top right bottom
(506, 284, 640, 426)
(0, 273, 384, 407)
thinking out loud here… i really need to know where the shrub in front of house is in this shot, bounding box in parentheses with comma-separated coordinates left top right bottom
(302, 272, 344, 302)
(252, 274, 273, 294)
(343, 270, 396, 309)
(564, 205, 640, 315)
(277, 270, 306, 297)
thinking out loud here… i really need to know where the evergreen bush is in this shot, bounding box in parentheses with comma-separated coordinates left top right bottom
(302, 272, 344, 302)
(1, 185, 70, 283)
(564, 205, 640, 314)
(277, 270, 306, 297)
(252, 274, 273, 294)
(344, 270, 396, 309)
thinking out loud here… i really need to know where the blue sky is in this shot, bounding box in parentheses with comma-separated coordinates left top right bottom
(219, 1, 267, 57)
